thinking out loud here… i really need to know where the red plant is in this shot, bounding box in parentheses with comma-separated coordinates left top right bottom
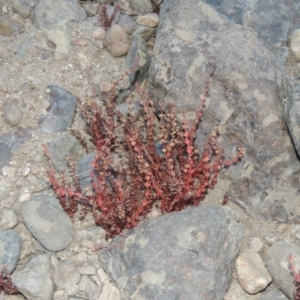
(44, 79, 243, 239)
(0, 266, 18, 295)
(288, 254, 300, 300)
(98, 1, 119, 31)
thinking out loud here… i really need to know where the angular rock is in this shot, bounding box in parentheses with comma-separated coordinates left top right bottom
(0, 16, 22, 36)
(236, 250, 272, 294)
(33, 0, 86, 30)
(129, 0, 160, 14)
(46, 21, 71, 61)
(117, 14, 138, 35)
(136, 13, 159, 28)
(3, 100, 22, 127)
(0, 127, 32, 170)
(267, 241, 300, 299)
(0, 230, 22, 273)
(132, 25, 155, 41)
(99, 206, 243, 300)
(38, 85, 77, 133)
(125, 34, 151, 85)
(12, 0, 34, 19)
(99, 282, 120, 300)
(78, 275, 101, 299)
(0, 210, 18, 230)
(21, 194, 73, 252)
(258, 289, 289, 300)
(48, 133, 81, 172)
(104, 24, 131, 57)
(54, 261, 80, 289)
(148, 0, 300, 221)
(12, 254, 54, 300)
(224, 280, 260, 300)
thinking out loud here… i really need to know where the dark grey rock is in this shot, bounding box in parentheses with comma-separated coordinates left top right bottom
(38, 85, 77, 133)
(48, 133, 81, 171)
(12, 0, 34, 19)
(12, 254, 54, 300)
(285, 83, 300, 156)
(0, 127, 32, 170)
(125, 34, 151, 86)
(0, 229, 22, 274)
(33, 0, 87, 30)
(99, 206, 243, 300)
(267, 241, 300, 299)
(259, 289, 289, 300)
(148, 0, 300, 221)
(22, 194, 73, 252)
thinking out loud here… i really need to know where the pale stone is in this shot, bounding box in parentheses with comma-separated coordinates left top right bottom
(136, 13, 159, 27)
(99, 282, 120, 300)
(290, 29, 300, 61)
(236, 250, 272, 294)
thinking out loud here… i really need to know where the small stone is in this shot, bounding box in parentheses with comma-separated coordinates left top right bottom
(12, 0, 34, 19)
(132, 25, 155, 41)
(2, 166, 15, 178)
(249, 237, 264, 253)
(3, 100, 22, 127)
(224, 280, 260, 300)
(93, 27, 106, 40)
(0, 229, 22, 273)
(19, 188, 31, 203)
(78, 275, 101, 299)
(236, 250, 272, 294)
(22, 194, 73, 252)
(78, 52, 91, 69)
(78, 265, 97, 275)
(136, 13, 159, 27)
(0, 210, 18, 229)
(72, 38, 88, 46)
(290, 29, 300, 62)
(104, 24, 131, 57)
(117, 14, 137, 35)
(11, 254, 54, 300)
(99, 282, 120, 300)
(54, 261, 80, 289)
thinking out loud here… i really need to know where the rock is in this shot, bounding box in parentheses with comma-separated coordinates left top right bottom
(3, 100, 22, 127)
(0, 230, 22, 273)
(129, 0, 160, 14)
(78, 265, 97, 275)
(11, 254, 54, 300)
(99, 206, 243, 299)
(12, 0, 34, 19)
(285, 83, 300, 157)
(125, 34, 151, 85)
(38, 85, 77, 133)
(267, 241, 300, 299)
(0, 127, 32, 170)
(136, 13, 159, 28)
(99, 282, 120, 300)
(235, 250, 272, 294)
(132, 25, 155, 41)
(93, 27, 106, 40)
(117, 14, 137, 35)
(224, 280, 260, 300)
(258, 289, 289, 300)
(46, 21, 71, 61)
(78, 275, 101, 299)
(21, 194, 73, 252)
(249, 237, 264, 253)
(148, 0, 300, 221)
(54, 260, 80, 289)
(33, 0, 86, 30)
(0, 16, 22, 36)
(290, 29, 300, 61)
(104, 24, 131, 57)
(0, 210, 18, 230)
(48, 133, 81, 171)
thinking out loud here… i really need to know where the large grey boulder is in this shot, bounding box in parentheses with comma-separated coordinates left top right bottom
(99, 206, 243, 300)
(148, 0, 300, 221)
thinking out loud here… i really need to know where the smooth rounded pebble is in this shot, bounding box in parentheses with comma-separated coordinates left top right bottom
(22, 194, 73, 252)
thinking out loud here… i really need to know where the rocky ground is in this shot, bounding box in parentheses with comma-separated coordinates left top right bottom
(0, 0, 300, 299)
